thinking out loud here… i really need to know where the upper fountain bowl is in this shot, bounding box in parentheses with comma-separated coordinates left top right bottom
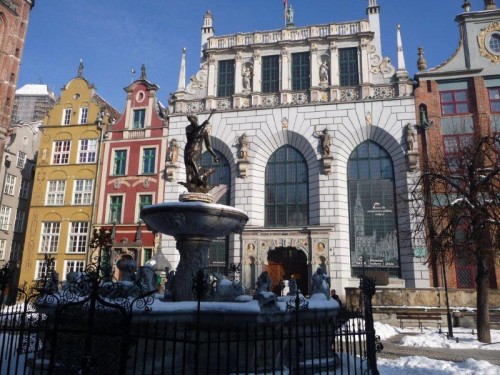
(141, 201, 249, 240)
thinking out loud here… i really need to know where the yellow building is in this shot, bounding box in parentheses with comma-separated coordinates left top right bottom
(19, 65, 118, 286)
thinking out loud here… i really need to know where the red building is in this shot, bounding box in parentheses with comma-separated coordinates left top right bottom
(414, 1, 500, 289)
(0, 0, 34, 166)
(95, 66, 168, 277)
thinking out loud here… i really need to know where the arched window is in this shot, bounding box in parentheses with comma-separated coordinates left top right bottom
(202, 150, 230, 274)
(265, 145, 308, 227)
(347, 141, 400, 277)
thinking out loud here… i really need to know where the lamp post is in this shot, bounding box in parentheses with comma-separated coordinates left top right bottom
(416, 104, 453, 338)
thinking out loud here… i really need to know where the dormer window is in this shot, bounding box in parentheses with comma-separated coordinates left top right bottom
(133, 109, 146, 129)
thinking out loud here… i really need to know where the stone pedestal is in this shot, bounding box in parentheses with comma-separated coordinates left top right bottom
(174, 238, 210, 301)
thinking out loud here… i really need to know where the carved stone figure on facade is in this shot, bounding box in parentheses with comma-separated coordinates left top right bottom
(242, 66, 253, 91)
(167, 138, 179, 163)
(180, 109, 220, 193)
(319, 60, 329, 85)
(313, 127, 331, 156)
(406, 123, 416, 152)
(238, 133, 249, 160)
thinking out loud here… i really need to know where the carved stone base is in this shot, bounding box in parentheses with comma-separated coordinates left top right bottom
(406, 150, 419, 172)
(174, 238, 211, 301)
(237, 159, 250, 178)
(322, 155, 334, 175)
(179, 192, 214, 203)
(164, 163, 178, 182)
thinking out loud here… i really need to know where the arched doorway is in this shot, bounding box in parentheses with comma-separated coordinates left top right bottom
(267, 247, 308, 295)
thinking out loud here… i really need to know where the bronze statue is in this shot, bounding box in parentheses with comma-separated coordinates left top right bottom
(180, 109, 220, 193)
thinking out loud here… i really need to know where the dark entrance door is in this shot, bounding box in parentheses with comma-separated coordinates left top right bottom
(267, 247, 309, 295)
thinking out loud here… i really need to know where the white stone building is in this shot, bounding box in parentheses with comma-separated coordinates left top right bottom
(163, 0, 429, 296)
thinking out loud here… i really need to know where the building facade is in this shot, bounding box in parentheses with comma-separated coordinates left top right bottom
(0, 0, 34, 164)
(414, 0, 500, 289)
(165, 1, 428, 296)
(95, 65, 168, 280)
(11, 84, 57, 124)
(18, 65, 118, 285)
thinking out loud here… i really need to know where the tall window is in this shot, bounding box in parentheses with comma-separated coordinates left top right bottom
(138, 194, 153, 220)
(53, 141, 71, 164)
(19, 178, 30, 199)
(64, 260, 85, 278)
(79, 107, 89, 124)
(79, 139, 97, 163)
(0, 240, 5, 260)
(46, 180, 65, 205)
(440, 90, 469, 115)
(109, 196, 123, 223)
(142, 148, 156, 174)
(265, 145, 308, 227)
(63, 108, 72, 125)
(40, 222, 60, 253)
(262, 55, 280, 93)
(488, 87, 500, 113)
(291, 52, 310, 91)
(113, 150, 127, 175)
(10, 241, 22, 261)
(68, 222, 89, 253)
(14, 209, 25, 232)
(202, 150, 231, 273)
(4, 174, 16, 195)
(36, 260, 56, 280)
(347, 141, 399, 277)
(133, 109, 146, 129)
(217, 60, 235, 97)
(73, 179, 93, 205)
(0, 205, 11, 230)
(16, 151, 26, 169)
(339, 48, 359, 86)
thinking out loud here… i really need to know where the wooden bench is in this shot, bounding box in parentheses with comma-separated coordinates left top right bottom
(396, 312, 442, 331)
(473, 314, 500, 329)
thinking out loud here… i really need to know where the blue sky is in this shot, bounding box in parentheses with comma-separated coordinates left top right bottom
(18, 1, 465, 110)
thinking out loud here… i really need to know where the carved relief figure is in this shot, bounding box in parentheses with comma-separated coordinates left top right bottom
(167, 138, 179, 163)
(406, 123, 416, 152)
(242, 66, 253, 90)
(238, 133, 249, 160)
(313, 127, 331, 156)
(319, 60, 329, 84)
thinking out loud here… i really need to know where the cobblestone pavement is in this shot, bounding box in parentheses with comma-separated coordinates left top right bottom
(378, 334, 500, 366)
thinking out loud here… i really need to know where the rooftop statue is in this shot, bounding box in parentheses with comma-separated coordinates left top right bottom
(180, 109, 220, 193)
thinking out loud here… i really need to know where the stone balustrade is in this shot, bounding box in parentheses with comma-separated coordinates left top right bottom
(208, 20, 369, 49)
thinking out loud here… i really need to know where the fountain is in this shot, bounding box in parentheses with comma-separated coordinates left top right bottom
(139, 110, 342, 373)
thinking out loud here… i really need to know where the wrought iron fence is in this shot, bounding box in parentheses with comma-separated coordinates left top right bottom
(0, 232, 382, 374)
(0, 303, 379, 374)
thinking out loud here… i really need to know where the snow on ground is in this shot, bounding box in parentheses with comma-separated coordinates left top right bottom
(374, 322, 500, 351)
(378, 356, 500, 375)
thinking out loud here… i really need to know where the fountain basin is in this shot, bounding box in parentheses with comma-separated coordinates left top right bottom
(141, 201, 248, 239)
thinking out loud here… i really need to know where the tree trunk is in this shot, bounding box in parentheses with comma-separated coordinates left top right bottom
(476, 255, 491, 343)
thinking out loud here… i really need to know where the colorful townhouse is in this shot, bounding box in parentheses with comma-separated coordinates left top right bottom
(95, 66, 168, 279)
(18, 64, 118, 285)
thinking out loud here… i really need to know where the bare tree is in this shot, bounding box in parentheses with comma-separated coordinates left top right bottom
(411, 134, 500, 343)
